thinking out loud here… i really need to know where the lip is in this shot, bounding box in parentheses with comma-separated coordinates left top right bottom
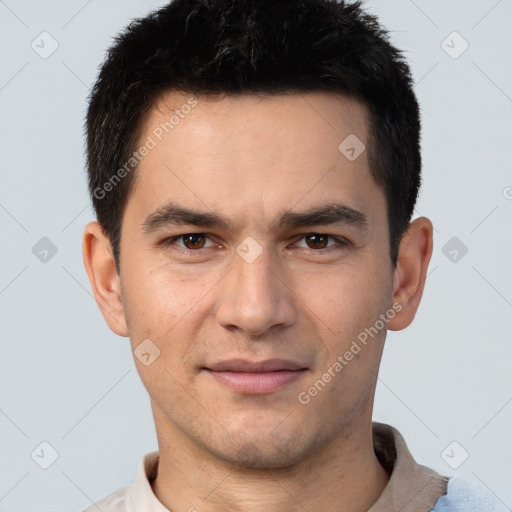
(206, 358, 306, 372)
(203, 359, 308, 394)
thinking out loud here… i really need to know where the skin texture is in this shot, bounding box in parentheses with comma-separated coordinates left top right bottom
(83, 91, 433, 512)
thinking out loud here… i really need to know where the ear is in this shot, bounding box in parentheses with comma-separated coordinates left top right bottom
(387, 217, 433, 331)
(82, 221, 129, 337)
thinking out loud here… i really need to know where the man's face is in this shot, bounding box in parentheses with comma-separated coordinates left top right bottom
(118, 92, 395, 467)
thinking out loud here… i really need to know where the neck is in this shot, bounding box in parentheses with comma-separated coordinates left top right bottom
(151, 409, 390, 512)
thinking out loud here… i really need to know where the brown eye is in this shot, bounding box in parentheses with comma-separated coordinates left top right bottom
(304, 234, 329, 249)
(163, 233, 216, 252)
(182, 234, 206, 249)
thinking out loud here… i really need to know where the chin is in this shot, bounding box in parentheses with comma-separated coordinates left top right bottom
(204, 427, 324, 469)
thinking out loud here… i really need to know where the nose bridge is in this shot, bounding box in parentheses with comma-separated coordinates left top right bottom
(215, 241, 296, 336)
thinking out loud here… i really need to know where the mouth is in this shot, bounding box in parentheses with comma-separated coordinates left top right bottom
(202, 359, 308, 394)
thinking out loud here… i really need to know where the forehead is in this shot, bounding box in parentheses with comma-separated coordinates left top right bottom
(145, 90, 370, 161)
(126, 91, 384, 231)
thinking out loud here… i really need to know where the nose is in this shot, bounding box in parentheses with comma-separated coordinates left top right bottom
(215, 242, 297, 337)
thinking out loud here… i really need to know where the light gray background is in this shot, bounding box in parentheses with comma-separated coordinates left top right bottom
(1, 1, 511, 511)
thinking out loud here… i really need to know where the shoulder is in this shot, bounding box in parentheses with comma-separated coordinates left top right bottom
(80, 451, 161, 512)
(432, 476, 505, 511)
(82, 483, 133, 512)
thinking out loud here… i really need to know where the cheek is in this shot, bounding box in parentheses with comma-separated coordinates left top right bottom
(121, 263, 207, 348)
(292, 253, 392, 368)
(122, 269, 213, 394)
(296, 260, 390, 339)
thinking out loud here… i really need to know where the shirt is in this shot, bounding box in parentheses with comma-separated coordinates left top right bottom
(83, 422, 502, 511)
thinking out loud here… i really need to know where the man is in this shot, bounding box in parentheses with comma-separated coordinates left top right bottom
(82, 0, 501, 510)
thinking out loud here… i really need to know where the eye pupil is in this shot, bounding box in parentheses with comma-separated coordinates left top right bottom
(183, 234, 205, 249)
(306, 234, 328, 249)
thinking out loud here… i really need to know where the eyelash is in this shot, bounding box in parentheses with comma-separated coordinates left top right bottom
(161, 233, 349, 255)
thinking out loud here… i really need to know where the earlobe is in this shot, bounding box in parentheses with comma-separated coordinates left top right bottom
(82, 221, 129, 337)
(388, 217, 433, 331)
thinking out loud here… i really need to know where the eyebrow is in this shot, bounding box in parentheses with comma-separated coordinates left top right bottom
(141, 202, 368, 234)
(276, 203, 368, 232)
